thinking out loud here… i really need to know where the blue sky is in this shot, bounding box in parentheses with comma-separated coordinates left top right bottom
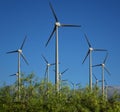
(0, 0, 120, 88)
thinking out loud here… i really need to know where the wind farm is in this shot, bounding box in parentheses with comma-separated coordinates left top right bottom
(82, 33, 107, 91)
(1, 1, 119, 88)
(0, 0, 120, 111)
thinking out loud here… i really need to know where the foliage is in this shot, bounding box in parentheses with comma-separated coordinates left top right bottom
(0, 73, 120, 112)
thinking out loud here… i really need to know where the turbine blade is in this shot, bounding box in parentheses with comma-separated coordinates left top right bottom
(45, 26, 56, 47)
(94, 49, 107, 51)
(50, 62, 60, 65)
(92, 64, 101, 67)
(82, 50, 90, 64)
(44, 67, 48, 79)
(61, 24, 81, 27)
(62, 79, 68, 82)
(93, 73, 97, 80)
(98, 80, 102, 82)
(6, 50, 18, 54)
(70, 81, 74, 86)
(49, 2, 58, 22)
(53, 69, 55, 72)
(61, 68, 69, 75)
(9, 74, 16, 76)
(42, 54, 48, 64)
(104, 80, 107, 85)
(21, 53, 29, 65)
(104, 67, 111, 76)
(50, 63, 55, 66)
(84, 33, 91, 47)
(20, 36, 27, 50)
(103, 52, 108, 64)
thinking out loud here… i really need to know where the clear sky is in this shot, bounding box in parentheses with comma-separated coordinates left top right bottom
(0, 0, 120, 88)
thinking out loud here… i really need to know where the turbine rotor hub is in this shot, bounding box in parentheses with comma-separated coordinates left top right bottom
(55, 22, 61, 27)
(16, 73, 19, 76)
(102, 63, 105, 67)
(47, 63, 50, 66)
(89, 47, 93, 51)
(18, 49, 22, 53)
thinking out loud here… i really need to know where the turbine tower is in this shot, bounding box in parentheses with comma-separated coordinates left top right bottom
(7, 36, 28, 100)
(92, 53, 111, 96)
(104, 79, 108, 100)
(42, 54, 55, 83)
(45, 2, 81, 91)
(82, 33, 107, 91)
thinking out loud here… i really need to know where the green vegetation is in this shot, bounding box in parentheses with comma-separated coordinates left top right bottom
(0, 73, 120, 112)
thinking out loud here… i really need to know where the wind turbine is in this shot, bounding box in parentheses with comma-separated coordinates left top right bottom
(59, 68, 69, 89)
(92, 53, 111, 96)
(10, 72, 19, 86)
(42, 54, 55, 83)
(10, 72, 19, 93)
(45, 2, 81, 91)
(70, 82, 80, 95)
(93, 73, 102, 86)
(82, 33, 107, 91)
(70, 81, 76, 95)
(7, 36, 28, 100)
(60, 79, 68, 88)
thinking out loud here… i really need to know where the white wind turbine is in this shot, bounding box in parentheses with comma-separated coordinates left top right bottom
(60, 79, 68, 89)
(92, 53, 111, 96)
(59, 68, 69, 89)
(10, 72, 19, 94)
(7, 36, 28, 99)
(42, 54, 55, 83)
(10, 72, 19, 86)
(70, 81, 80, 95)
(93, 73, 102, 87)
(45, 2, 81, 91)
(82, 33, 107, 91)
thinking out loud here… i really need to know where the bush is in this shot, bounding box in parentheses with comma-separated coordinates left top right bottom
(0, 73, 120, 112)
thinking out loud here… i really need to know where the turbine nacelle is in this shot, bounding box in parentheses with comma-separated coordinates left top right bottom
(47, 63, 51, 66)
(59, 73, 62, 76)
(89, 47, 93, 51)
(14, 72, 19, 76)
(16, 72, 19, 76)
(55, 22, 61, 27)
(10, 72, 19, 77)
(18, 49, 22, 53)
(102, 63, 105, 67)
